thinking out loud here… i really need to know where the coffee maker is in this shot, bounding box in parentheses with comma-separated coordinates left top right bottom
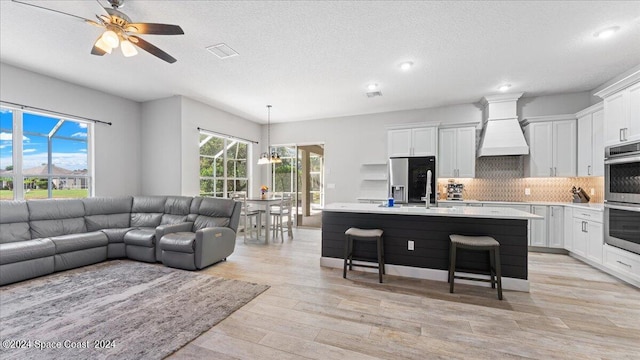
(446, 182, 464, 201)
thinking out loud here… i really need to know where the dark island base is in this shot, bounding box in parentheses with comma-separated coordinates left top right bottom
(322, 211, 529, 281)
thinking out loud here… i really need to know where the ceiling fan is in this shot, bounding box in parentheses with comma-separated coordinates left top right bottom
(12, 0, 184, 63)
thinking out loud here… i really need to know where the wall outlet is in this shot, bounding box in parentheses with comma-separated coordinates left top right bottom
(590, 188, 595, 195)
(525, 188, 531, 196)
(408, 240, 414, 251)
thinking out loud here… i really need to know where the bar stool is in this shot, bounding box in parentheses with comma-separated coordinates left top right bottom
(448, 234, 503, 300)
(343, 228, 385, 283)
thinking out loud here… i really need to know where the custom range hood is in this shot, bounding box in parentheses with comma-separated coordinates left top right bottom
(477, 92, 529, 157)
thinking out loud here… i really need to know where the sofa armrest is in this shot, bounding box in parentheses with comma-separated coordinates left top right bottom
(156, 222, 194, 240)
(194, 227, 236, 269)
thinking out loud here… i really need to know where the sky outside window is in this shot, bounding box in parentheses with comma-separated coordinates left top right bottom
(0, 109, 13, 171)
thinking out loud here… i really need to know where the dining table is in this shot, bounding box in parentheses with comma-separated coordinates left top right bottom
(245, 197, 282, 244)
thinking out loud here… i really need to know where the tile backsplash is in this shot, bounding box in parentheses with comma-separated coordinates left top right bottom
(437, 156, 604, 203)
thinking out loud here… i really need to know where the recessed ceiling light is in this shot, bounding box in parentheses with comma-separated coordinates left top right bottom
(399, 61, 414, 71)
(498, 84, 511, 92)
(594, 26, 620, 39)
(367, 83, 378, 91)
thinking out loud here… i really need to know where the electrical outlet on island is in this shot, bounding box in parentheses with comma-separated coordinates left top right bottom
(408, 240, 415, 251)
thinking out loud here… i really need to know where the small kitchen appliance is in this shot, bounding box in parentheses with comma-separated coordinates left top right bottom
(447, 182, 464, 201)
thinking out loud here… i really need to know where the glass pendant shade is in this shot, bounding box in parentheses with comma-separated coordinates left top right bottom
(101, 30, 120, 48)
(257, 153, 270, 165)
(121, 40, 138, 57)
(94, 37, 113, 54)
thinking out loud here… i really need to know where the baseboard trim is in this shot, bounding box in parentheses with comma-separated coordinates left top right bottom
(320, 257, 530, 292)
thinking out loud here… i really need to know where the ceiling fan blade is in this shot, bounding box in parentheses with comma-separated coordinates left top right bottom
(11, 0, 94, 22)
(126, 23, 184, 35)
(85, 19, 104, 28)
(129, 36, 177, 63)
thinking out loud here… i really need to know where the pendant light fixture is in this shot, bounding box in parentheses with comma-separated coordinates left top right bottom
(257, 105, 282, 164)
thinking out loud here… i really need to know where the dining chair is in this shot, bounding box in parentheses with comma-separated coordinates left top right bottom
(231, 192, 261, 242)
(270, 194, 294, 241)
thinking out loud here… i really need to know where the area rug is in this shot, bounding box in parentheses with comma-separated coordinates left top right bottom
(0, 260, 269, 359)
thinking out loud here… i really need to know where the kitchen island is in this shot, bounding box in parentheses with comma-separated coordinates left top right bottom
(322, 203, 542, 291)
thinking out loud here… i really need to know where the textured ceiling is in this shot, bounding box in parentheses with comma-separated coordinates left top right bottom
(1, 1, 639, 123)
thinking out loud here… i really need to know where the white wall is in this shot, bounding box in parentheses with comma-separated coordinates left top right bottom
(519, 91, 592, 118)
(0, 62, 142, 196)
(268, 103, 482, 203)
(180, 96, 262, 197)
(140, 96, 182, 195)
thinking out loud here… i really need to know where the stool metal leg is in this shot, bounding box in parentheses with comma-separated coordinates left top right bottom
(376, 235, 383, 283)
(343, 235, 351, 279)
(495, 247, 503, 300)
(489, 248, 496, 289)
(449, 243, 456, 293)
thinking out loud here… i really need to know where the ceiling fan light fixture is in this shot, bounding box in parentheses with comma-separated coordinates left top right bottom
(94, 37, 113, 54)
(101, 30, 120, 48)
(121, 39, 138, 57)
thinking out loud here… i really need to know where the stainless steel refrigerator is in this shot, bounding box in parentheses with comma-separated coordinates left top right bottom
(389, 156, 436, 204)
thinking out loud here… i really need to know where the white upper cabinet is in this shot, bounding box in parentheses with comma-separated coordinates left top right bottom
(438, 126, 476, 178)
(595, 71, 640, 146)
(576, 103, 604, 177)
(388, 127, 437, 157)
(523, 115, 577, 178)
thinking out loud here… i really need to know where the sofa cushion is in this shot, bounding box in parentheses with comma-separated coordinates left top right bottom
(191, 197, 235, 230)
(0, 239, 55, 265)
(83, 197, 133, 231)
(0, 201, 31, 244)
(101, 228, 134, 243)
(50, 232, 108, 254)
(198, 197, 236, 218)
(124, 229, 156, 247)
(130, 196, 166, 228)
(159, 232, 196, 253)
(28, 199, 86, 238)
(194, 215, 230, 230)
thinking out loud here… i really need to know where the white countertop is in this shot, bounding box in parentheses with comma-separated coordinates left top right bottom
(325, 203, 542, 220)
(436, 200, 604, 212)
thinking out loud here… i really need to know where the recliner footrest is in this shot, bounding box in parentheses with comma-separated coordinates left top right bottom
(159, 232, 196, 253)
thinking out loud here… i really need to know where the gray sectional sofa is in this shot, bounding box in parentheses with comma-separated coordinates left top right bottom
(0, 196, 241, 286)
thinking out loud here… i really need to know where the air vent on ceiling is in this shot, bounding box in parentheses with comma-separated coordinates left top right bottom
(206, 43, 239, 59)
(366, 91, 382, 98)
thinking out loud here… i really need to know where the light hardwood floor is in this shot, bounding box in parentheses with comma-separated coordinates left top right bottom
(169, 228, 640, 359)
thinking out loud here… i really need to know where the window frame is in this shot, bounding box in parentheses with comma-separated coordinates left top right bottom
(199, 131, 251, 198)
(0, 105, 94, 200)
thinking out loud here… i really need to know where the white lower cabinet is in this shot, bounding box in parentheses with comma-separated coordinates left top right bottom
(530, 206, 548, 247)
(604, 245, 640, 284)
(563, 207, 573, 252)
(548, 206, 564, 248)
(572, 209, 603, 264)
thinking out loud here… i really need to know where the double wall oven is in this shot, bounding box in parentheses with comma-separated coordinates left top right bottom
(604, 140, 640, 255)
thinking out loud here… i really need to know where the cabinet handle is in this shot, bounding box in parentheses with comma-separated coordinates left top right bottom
(616, 260, 632, 268)
(587, 165, 591, 176)
(554, 167, 557, 176)
(624, 128, 628, 141)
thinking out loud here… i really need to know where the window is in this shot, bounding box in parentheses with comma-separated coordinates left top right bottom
(199, 132, 249, 198)
(0, 106, 92, 200)
(0, 109, 13, 200)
